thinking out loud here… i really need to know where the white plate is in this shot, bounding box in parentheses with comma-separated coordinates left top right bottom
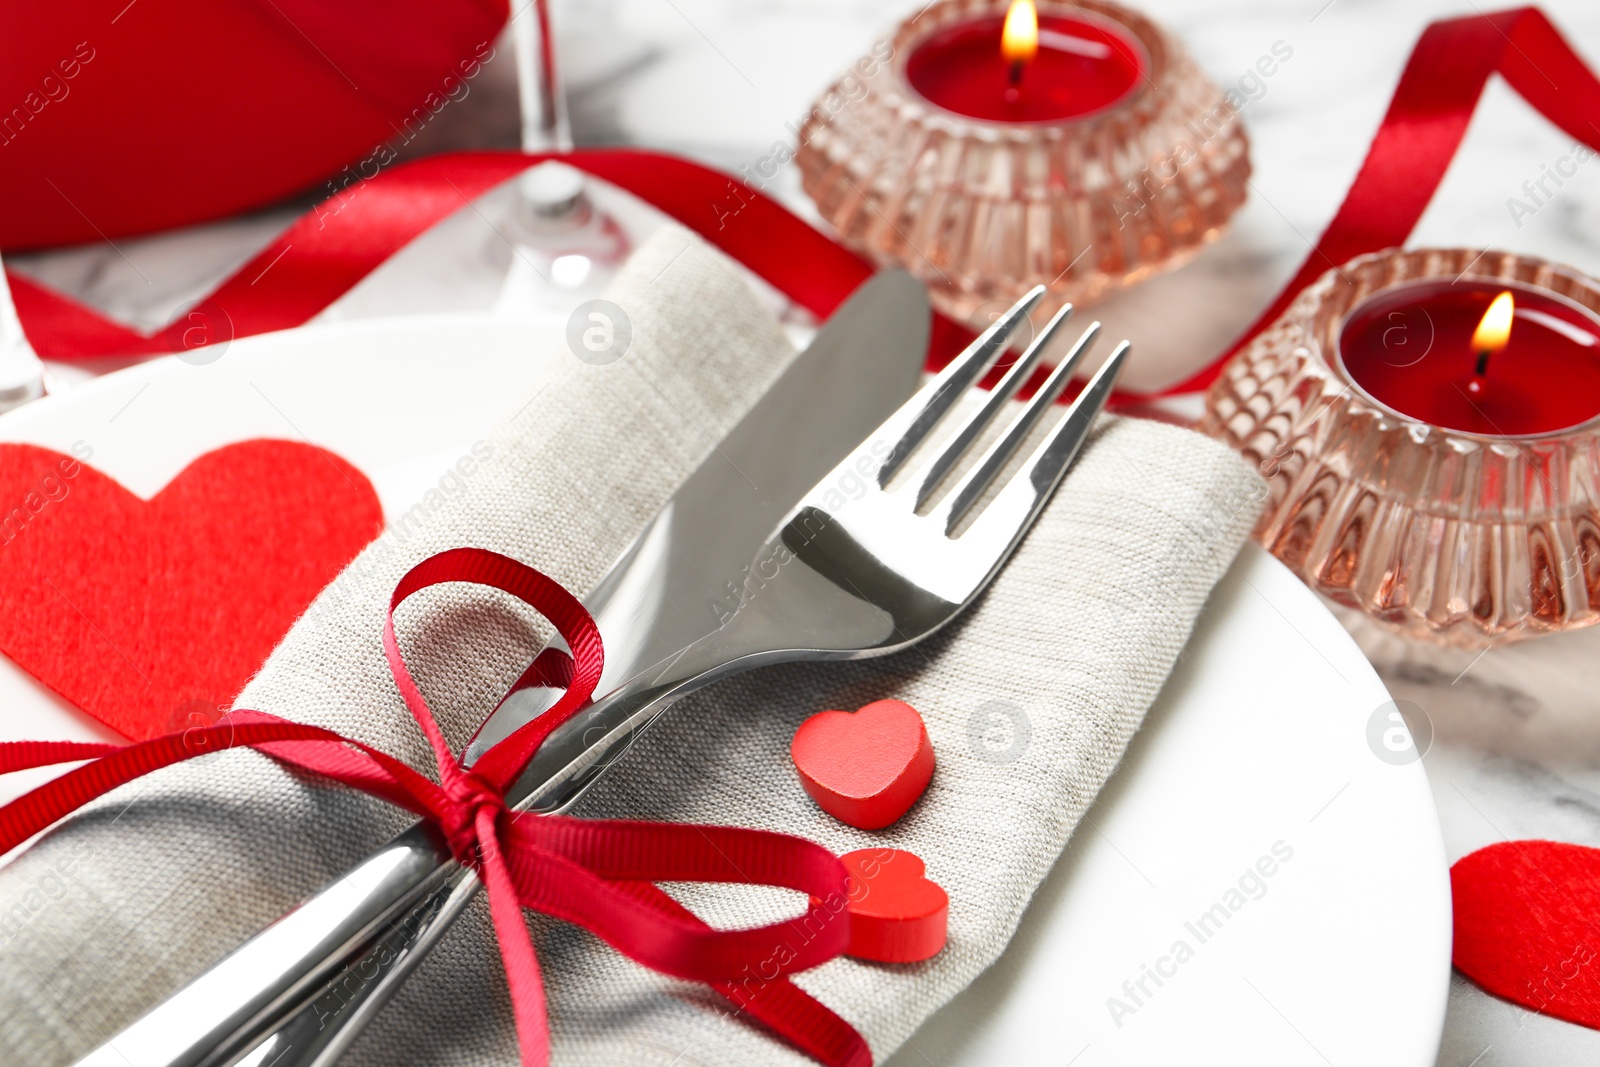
(885, 544, 1452, 1066)
(0, 316, 1452, 1063)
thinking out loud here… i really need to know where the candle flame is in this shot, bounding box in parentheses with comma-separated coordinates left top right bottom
(1472, 290, 1515, 354)
(1002, 0, 1039, 66)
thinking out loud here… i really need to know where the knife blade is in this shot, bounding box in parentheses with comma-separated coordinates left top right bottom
(74, 269, 929, 1067)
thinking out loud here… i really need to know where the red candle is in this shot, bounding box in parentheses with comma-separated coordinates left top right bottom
(1337, 279, 1600, 436)
(904, 1, 1147, 123)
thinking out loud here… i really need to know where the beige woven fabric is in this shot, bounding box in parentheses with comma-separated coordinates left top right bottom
(0, 225, 1264, 1067)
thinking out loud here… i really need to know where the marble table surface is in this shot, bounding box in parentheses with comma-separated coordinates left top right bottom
(12, 1, 1600, 1064)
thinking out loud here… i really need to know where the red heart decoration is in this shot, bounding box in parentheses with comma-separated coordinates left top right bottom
(791, 699, 935, 830)
(0, 440, 383, 739)
(838, 848, 948, 963)
(1452, 839, 1600, 1027)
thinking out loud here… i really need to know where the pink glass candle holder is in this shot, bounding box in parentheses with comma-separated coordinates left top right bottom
(795, 0, 1251, 329)
(1201, 248, 1600, 646)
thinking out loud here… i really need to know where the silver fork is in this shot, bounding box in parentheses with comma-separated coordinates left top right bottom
(503, 287, 1127, 815)
(77, 286, 1127, 1067)
(476, 288, 1127, 827)
(587, 287, 1129, 710)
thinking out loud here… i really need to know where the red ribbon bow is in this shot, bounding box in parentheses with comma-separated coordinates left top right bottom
(0, 547, 872, 1067)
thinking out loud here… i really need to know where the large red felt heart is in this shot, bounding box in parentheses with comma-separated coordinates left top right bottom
(1452, 839, 1600, 1027)
(839, 848, 949, 963)
(790, 699, 935, 830)
(0, 440, 383, 739)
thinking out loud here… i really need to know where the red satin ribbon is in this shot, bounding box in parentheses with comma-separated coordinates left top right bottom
(9, 7, 1600, 404)
(0, 547, 871, 1067)
(1164, 4, 1600, 394)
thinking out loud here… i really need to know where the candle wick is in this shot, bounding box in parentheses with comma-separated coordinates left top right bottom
(1008, 59, 1024, 87)
(1475, 349, 1491, 377)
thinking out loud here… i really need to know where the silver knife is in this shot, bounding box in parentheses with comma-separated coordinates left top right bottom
(74, 270, 930, 1067)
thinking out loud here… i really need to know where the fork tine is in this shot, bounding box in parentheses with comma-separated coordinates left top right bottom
(877, 285, 1046, 485)
(1020, 340, 1130, 502)
(937, 321, 1107, 532)
(911, 302, 1074, 509)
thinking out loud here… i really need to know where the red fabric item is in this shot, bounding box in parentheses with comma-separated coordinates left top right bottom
(837, 849, 949, 964)
(0, 547, 870, 1067)
(0, 439, 382, 740)
(0, 0, 508, 249)
(1452, 840, 1600, 1027)
(791, 700, 935, 830)
(11, 8, 1600, 405)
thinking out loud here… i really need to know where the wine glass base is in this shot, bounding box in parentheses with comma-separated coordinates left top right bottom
(493, 163, 632, 318)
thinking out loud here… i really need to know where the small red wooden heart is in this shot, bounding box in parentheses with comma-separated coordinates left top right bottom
(839, 848, 948, 963)
(1452, 839, 1600, 1028)
(0, 440, 383, 740)
(791, 699, 935, 830)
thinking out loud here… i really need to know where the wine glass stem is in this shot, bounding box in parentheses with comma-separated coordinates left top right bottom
(0, 255, 29, 353)
(0, 253, 45, 409)
(513, 0, 572, 154)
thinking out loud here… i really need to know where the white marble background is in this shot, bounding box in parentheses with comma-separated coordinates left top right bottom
(12, 1, 1600, 1064)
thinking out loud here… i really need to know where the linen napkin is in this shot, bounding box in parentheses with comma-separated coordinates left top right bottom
(0, 224, 1265, 1066)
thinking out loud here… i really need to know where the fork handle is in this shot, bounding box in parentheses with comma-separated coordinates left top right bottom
(70, 818, 456, 1067)
(254, 860, 485, 1067)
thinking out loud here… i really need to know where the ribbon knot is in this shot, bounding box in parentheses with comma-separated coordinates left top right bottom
(0, 547, 871, 1067)
(438, 767, 506, 868)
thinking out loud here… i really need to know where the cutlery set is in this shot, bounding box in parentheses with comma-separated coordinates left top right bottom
(74, 275, 1129, 1067)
